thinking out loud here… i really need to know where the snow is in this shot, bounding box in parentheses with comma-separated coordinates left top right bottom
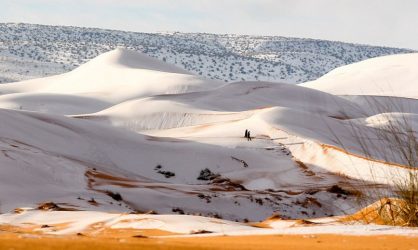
(0, 48, 417, 236)
(302, 53, 418, 99)
(1, 210, 417, 236)
(0, 210, 254, 235)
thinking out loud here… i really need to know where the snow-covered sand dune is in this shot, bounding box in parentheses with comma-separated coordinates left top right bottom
(0, 49, 224, 114)
(0, 49, 417, 235)
(302, 53, 418, 98)
(0, 107, 356, 221)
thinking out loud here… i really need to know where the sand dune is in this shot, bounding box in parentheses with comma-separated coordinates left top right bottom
(302, 53, 418, 98)
(0, 49, 417, 239)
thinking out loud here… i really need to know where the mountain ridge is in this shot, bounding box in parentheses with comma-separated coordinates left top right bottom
(0, 23, 414, 84)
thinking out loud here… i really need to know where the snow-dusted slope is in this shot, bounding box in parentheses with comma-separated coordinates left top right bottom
(302, 53, 418, 98)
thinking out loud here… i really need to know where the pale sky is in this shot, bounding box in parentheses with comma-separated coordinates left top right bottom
(1, 0, 417, 49)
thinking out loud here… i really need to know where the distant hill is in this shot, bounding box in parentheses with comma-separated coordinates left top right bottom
(0, 23, 414, 83)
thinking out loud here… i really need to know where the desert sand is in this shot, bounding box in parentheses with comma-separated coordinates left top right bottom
(0, 232, 416, 250)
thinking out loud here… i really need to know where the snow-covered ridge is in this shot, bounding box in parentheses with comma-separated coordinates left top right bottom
(0, 23, 414, 84)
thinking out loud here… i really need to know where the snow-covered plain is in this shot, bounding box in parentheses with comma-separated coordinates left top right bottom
(0, 48, 417, 236)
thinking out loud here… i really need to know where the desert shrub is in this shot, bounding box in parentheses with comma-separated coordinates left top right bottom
(37, 202, 61, 211)
(172, 207, 185, 214)
(197, 168, 219, 181)
(388, 173, 418, 226)
(154, 165, 175, 178)
(105, 190, 123, 201)
(157, 170, 175, 178)
(190, 230, 213, 234)
(327, 185, 353, 196)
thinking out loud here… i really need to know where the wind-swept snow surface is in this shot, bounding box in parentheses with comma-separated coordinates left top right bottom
(0, 49, 417, 236)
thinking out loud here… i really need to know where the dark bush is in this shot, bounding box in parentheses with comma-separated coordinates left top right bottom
(197, 168, 219, 181)
(105, 190, 123, 201)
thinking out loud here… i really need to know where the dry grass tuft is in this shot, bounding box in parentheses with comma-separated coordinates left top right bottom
(331, 96, 418, 226)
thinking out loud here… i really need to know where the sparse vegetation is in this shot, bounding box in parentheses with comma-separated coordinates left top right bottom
(37, 202, 61, 211)
(88, 198, 98, 206)
(154, 165, 175, 178)
(327, 185, 353, 196)
(190, 229, 213, 234)
(0, 23, 411, 84)
(197, 168, 220, 181)
(105, 190, 123, 201)
(197, 194, 212, 203)
(157, 170, 175, 178)
(172, 207, 185, 214)
(332, 97, 418, 226)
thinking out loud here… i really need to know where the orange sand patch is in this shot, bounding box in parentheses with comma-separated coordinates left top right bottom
(340, 198, 414, 226)
(294, 159, 317, 176)
(81, 219, 180, 237)
(83, 227, 179, 238)
(0, 232, 416, 250)
(0, 222, 73, 235)
(85, 169, 140, 188)
(255, 215, 320, 229)
(1, 221, 179, 238)
(0, 224, 40, 234)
